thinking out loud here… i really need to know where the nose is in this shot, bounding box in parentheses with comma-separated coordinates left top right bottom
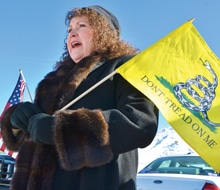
(69, 30, 78, 38)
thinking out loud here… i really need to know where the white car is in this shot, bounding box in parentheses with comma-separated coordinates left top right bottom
(136, 154, 220, 190)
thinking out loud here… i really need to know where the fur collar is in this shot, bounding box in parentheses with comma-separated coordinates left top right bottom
(35, 55, 101, 115)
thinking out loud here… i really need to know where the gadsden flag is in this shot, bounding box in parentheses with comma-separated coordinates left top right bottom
(117, 20, 220, 172)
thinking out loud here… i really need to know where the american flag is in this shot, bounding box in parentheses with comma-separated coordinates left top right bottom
(0, 73, 25, 158)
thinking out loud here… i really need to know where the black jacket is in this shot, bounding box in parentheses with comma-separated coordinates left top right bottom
(1, 55, 158, 190)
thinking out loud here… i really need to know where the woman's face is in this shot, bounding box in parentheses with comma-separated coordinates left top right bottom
(67, 16, 94, 63)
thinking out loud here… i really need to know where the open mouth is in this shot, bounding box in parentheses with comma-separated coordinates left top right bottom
(71, 41, 81, 48)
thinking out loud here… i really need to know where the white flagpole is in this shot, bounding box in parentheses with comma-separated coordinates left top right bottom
(19, 69, 33, 103)
(59, 70, 118, 111)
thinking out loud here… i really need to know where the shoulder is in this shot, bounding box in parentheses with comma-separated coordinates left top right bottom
(102, 54, 136, 71)
(111, 54, 135, 67)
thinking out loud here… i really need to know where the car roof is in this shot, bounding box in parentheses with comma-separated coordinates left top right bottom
(156, 153, 199, 158)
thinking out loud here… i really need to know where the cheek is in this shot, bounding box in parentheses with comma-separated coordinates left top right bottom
(87, 32, 94, 51)
(86, 40, 94, 54)
(66, 38, 71, 52)
(85, 29, 93, 41)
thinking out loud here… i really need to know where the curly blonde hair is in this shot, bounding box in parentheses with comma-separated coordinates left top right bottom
(56, 7, 138, 68)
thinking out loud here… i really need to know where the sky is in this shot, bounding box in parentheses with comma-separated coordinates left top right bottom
(1, 0, 220, 130)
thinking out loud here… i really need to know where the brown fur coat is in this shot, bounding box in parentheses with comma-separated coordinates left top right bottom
(1, 55, 158, 190)
(1, 55, 114, 190)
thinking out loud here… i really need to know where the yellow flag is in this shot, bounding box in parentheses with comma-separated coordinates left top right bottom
(117, 20, 220, 172)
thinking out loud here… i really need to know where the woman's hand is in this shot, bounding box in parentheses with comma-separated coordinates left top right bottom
(28, 113, 54, 145)
(10, 102, 42, 132)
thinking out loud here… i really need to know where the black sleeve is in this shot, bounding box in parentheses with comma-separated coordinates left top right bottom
(103, 74, 158, 154)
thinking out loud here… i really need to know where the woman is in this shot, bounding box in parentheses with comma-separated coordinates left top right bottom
(1, 5, 158, 190)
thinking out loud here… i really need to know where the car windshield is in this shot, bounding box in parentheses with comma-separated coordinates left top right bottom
(138, 156, 219, 176)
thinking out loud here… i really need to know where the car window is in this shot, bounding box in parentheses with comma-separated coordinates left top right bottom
(138, 156, 219, 176)
(158, 160, 172, 168)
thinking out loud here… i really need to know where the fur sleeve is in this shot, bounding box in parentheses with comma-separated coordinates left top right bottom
(53, 108, 113, 170)
(1, 104, 28, 151)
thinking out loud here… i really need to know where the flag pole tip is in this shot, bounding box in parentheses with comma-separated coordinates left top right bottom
(188, 18, 195, 23)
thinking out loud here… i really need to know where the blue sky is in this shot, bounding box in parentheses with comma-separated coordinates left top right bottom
(1, 0, 220, 129)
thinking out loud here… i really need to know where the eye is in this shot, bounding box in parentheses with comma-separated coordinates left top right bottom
(68, 28, 72, 33)
(79, 23, 86, 28)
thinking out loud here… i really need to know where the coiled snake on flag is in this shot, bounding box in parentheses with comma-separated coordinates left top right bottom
(173, 60, 220, 127)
